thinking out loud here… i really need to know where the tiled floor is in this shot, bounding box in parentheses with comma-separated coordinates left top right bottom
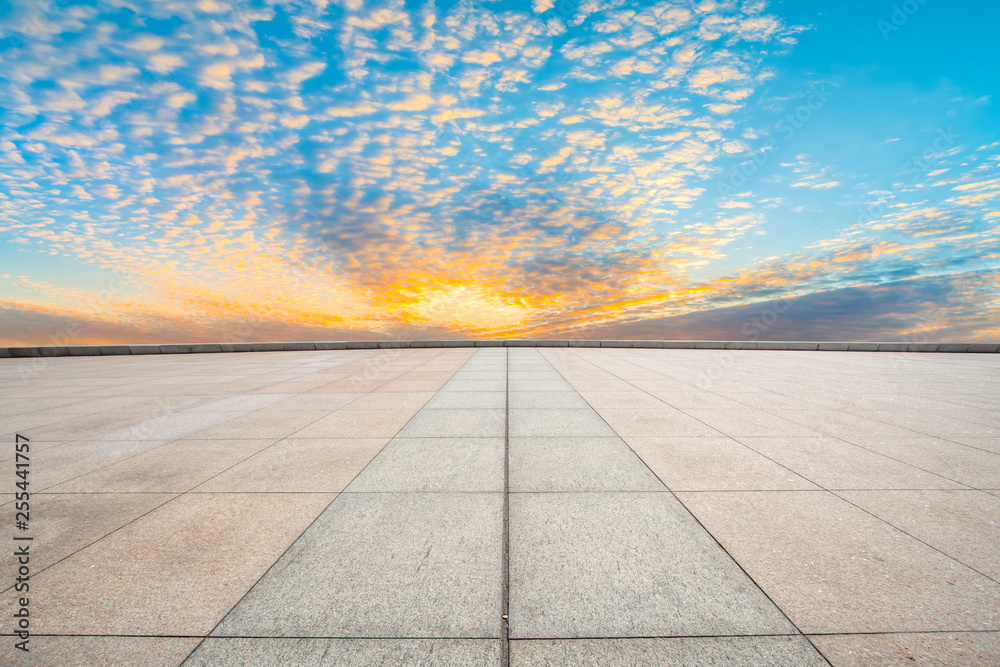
(1, 347, 999, 665)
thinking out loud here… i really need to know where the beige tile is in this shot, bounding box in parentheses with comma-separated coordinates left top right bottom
(292, 409, 417, 438)
(628, 436, 818, 491)
(187, 410, 329, 439)
(838, 490, 1000, 580)
(736, 437, 963, 490)
(677, 490, 1000, 633)
(1, 492, 175, 576)
(0, 493, 334, 635)
(339, 392, 435, 410)
(48, 438, 278, 492)
(848, 437, 1000, 489)
(810, 632, 1000, 667)
(30, 439, 173, 489)
(595, 407, 719, 437)
(24, 636, 201, 666)
(268, 393, 363, 410)
(195, 438, 390, 492)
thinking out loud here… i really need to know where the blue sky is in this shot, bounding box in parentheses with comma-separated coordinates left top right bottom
(0, 0, 997, 344)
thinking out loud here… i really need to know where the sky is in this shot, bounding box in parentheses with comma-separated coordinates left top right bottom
(1, 0, 998, 345)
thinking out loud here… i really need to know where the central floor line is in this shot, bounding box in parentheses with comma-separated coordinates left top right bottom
(501, 347, 511, 666)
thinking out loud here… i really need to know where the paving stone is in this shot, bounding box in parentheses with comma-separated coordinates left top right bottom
(186, 638, 500, 666)
(678, 490, 1000, 634)
(810, 632, 1000, 666)
(213, 492, 503, 638)
(346, 437, 503, 492)
(510, 636, 828, 666)
(508, 492, 796, 638)
(509, 437, 662, 492)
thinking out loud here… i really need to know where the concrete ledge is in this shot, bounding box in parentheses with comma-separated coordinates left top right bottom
(2, 340, 998, 360)
(99, 345, 133, 355)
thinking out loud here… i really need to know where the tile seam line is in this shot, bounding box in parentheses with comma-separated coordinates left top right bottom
(14, 628, 1000, 639)
(543, 347, 835, 667)
(178, 347, 474, 665)
(501, 347, 511, 667)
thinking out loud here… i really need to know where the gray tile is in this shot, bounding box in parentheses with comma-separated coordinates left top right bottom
(509, 492, 795, 638)
(508, 379, 574, 392)
(441, 380, 507, 392)
(510, 636, 828, 666)
(397, 409, 505, 438)
(509, 391, 591, 409)
(510, 437, 662, 492)
(509, 409, 615, 437)
(187, 638, 500, 666)
(214, 492, 502, 638)
(423, 391, 506, 409)
(347, 437, 504, 492)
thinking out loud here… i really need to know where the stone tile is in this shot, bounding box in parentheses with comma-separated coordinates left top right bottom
(810, 632, 1000, 667)
(263, 393, 363, 410)
(508, 379, 574, 392)
(847, 437, 1000, 489)
(594, 407, 719, 437)
(510, 636, 828, 666)
(628, 436, 818, 491)
(576, 390, 670, 410)
(28, 438, 173, 489)
(509, 492, 795, 638)
(508, 391, 591, 409)
(213, 492, 502, 638)
(339, 391, 435, 410)
(23, 636, 201, 667)
(422, 391, 506, 409)
(509, 437, 662, 492)
(770, 409, 925, 440)
(195, 438, 390, 492)
(0, 493, 334, 635)
(101, 410, 246, 441)
(187, 638, 500, 666)
(736, 437, 963, 490)
(396, 409, 505, 437)
(188, 410, 329, 439)
(678, 490, 1000, 633)
(48, 438, 277, 493)
(292, 409, 418, 438)
(441, 380, 507, 392)
(837, 489, 1000, 580)
(509, 409, 615, 437)
(682, 409, 823, 437)
(2, 492, 175, 578)
(188, 393, 289, 412)
(346, 437, 503, 492)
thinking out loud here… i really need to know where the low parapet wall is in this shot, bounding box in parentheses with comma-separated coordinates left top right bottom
(1, 340, 998, 358)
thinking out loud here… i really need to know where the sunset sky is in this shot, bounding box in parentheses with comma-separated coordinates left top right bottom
(1, 0, 998, 345)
